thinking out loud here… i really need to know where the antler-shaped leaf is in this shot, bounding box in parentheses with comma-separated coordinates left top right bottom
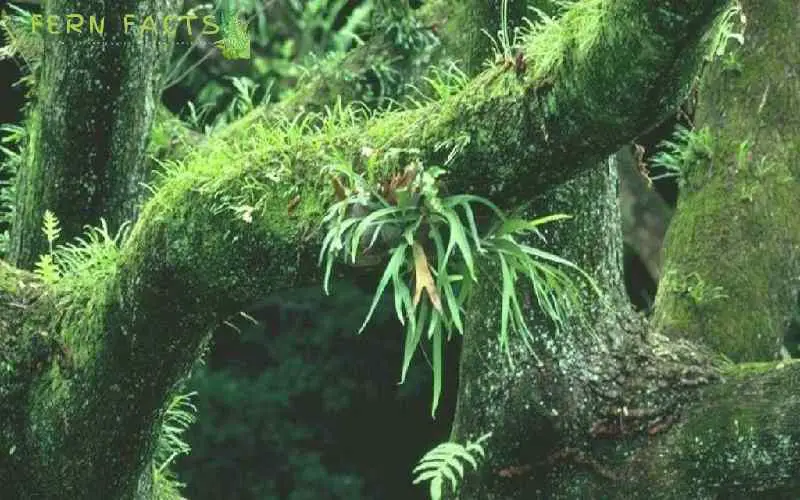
(413, 241, 443, 313)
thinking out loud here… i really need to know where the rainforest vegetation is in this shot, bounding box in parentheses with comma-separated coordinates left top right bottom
(0, 0, 798, 498)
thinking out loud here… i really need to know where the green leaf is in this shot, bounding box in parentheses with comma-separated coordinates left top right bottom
(431, 328, 443, 418)
(322, 253, 335, 295)
(352, 205, 405, 257)
(413, 434, 492, 500)
(392, 258, 408, 325)
(42, 209, 61, 245)
(359, 243, 407, 333)
(520, 244, 600, 295)
(442, 208, 475, 280)
(499, 254, 513, 352)
(401, 298, 428, 383)
(430, 477, 442, 500)
(444, 193, 505, 219)
(456, 201, 484, 252)
(528, 213, 572, 227)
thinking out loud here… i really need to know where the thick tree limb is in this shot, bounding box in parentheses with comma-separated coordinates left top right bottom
(360, 0, 730, 205)
(653, 0, 800, 362)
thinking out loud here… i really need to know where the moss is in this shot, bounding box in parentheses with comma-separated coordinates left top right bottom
(620, 364, 800, 497)
(654, 0, 800, 362)
(0, 263, 56, 499)
(723, 360, 800, 378)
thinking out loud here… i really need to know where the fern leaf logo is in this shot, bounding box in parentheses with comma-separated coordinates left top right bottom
(215, 9, 250, 60)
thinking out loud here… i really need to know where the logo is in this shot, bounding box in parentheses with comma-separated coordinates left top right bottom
(20, 7, 251, 60)
(215, 10, 250, 60)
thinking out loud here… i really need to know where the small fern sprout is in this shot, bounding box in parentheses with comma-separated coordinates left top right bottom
(34, 209, 62, 285)
(42, 209, 61, 252)
(650, 125, 713, 187)
(413, 432, 492, 500)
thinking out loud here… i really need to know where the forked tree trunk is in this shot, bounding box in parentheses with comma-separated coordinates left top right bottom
(450, 0, 800, 497)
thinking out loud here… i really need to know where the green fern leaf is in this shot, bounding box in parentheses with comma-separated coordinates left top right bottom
(42, 209, 61, 245)
(34, 253, 59, 285)
(413, 433, 492, 500)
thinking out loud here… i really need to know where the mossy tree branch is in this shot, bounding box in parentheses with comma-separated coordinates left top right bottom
(357, 0, 730, 206)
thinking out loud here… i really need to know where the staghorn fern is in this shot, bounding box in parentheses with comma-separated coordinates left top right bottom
(320, 161, 599, 417)
(413, 432, 491, 500)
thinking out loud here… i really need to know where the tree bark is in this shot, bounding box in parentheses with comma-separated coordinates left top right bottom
(10, 0, 181, 269)
(653, 0, 800, 362)
(450, 0, 800, 497)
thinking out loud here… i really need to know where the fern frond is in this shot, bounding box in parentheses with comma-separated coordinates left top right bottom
(34, 253, 59, 285)
(152, 391, 198, 500)
(42, 209, 61, 247)
(413, 433, 492, 500)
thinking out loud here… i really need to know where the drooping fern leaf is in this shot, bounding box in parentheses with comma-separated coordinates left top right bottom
(413, 432, 492, 500)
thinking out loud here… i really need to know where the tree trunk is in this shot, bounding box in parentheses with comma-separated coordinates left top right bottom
(653, 0, 800, 362)
(451, 0, 800, 497)
(10, 0, 181, 269)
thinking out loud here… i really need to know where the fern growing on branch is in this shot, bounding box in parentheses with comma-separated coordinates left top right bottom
(319, 160, 600, 417)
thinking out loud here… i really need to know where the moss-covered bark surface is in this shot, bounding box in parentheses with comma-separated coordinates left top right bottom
(10, 0, 181, 269)
(446, 1, 800, 498)
(653, 0, 800, 362)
